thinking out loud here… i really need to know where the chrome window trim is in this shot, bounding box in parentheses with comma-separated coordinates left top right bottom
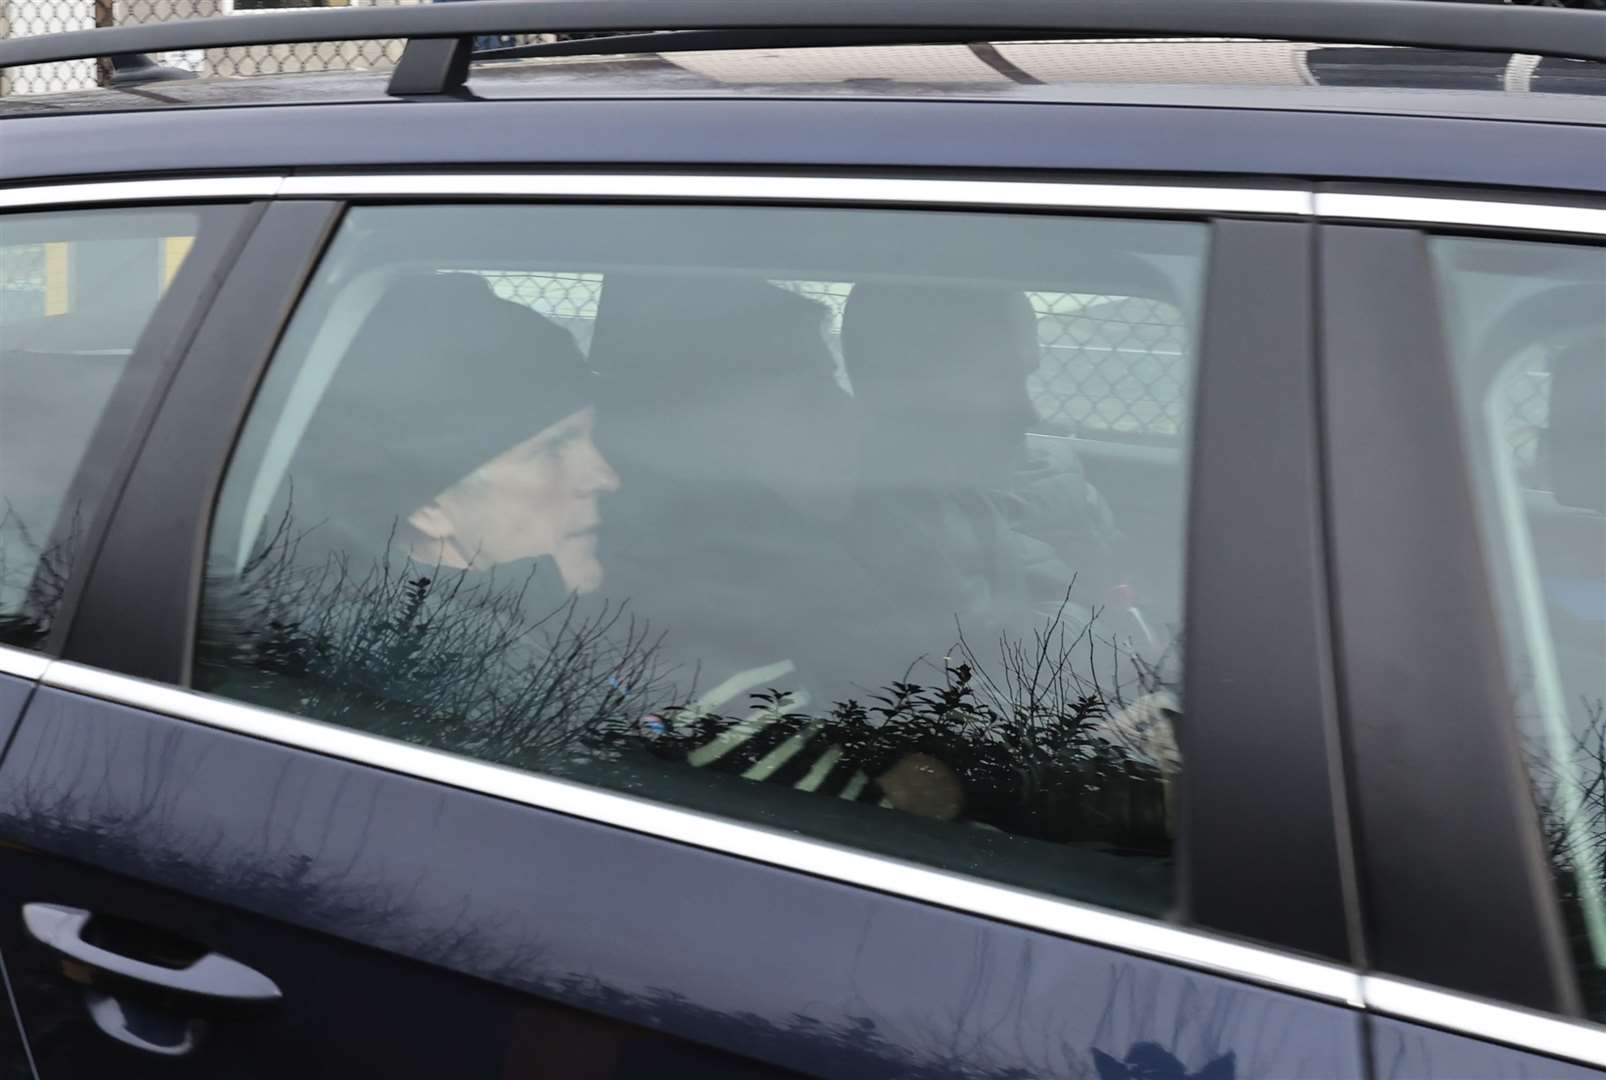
(6, 176, 1604, 241)
(0, 176, 281, 211)
(1316, 192, 1606, 237)
(0, 173, 1314, 217)
(0, 645, 49, 682)
(275, 173, 1316, 216)
(1363, 976, 1606, 1066)
(39, 657, 1363, 1008)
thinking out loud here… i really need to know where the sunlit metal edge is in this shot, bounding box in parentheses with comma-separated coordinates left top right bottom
(275, 173, 1315, 215)
(1363, 976, 1606, 1068)
(9, 179, 1606, 244)
(1317, 193, 1606, 238)
(0, 176, 283, 210)
(39, 658, 1362, 1008)
(0, 646, 49, 682)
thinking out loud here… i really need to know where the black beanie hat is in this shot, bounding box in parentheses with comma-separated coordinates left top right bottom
(289, 272, 594, 548)
(586, 275, 834, 396)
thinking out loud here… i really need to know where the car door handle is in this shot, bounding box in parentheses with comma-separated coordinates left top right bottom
(22, 903, 282, 1004)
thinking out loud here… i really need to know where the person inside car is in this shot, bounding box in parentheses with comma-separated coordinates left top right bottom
(837, 282, 1179, 842)
(199, 270, 658, 767)
(839, 283, 1130, 635)
(293, 271, 618, 592)
(583, 276, 928, 806)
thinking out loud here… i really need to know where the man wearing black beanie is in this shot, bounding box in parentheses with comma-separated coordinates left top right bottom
(199, 271, 646, 769)
(290, 270, 616, 593)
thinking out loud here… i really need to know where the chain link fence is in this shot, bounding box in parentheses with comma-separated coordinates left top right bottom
(478, 269, 1571, 462)
(473, 271, 1192, 443)
(1497, 347, 1559, 486)
(471, 269, 1566, 456)
(0, 0, 555, 96)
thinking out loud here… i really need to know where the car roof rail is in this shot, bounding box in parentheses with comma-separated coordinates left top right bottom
(0, 0, 1600, 99)
(107, 52, 200, 88)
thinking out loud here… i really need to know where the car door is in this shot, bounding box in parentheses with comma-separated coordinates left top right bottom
(0, 195, 269, 1080)
(0, 174, 1367, 1078)
(1318, 197, 1606, 1071)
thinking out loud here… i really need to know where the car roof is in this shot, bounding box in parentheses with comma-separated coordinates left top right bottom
(2, 6, 1604, 196)
(3, 38, 1603, 126)
(6, 95, 1603, 197)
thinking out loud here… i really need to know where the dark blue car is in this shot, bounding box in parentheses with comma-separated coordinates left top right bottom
(0, 2, 1603, 1076)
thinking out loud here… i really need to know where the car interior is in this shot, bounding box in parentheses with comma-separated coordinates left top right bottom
(188, 202, 1205, 916)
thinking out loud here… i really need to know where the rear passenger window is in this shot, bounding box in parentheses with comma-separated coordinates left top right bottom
(0, 205, 236, 651)
(196, 204, 1205, 916)
(1434, 236, 1606, 1019)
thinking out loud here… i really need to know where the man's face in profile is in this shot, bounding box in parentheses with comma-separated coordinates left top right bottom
(427, 406, 621, 592)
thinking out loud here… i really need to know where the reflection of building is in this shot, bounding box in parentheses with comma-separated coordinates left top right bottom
(665, 38, 1593, 95)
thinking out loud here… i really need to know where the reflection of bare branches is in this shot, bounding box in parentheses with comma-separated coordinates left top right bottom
(9, 775, 552, 988)
(196, 506, 677, 773)
(0, 498, 82, 648)
(1525, 693, 1606, 1013)
(204, 508, 1178, 856)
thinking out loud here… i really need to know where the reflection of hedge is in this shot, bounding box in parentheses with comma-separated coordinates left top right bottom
(642, 596, 1178, 850)
(198, 510, 673, 769)
(0, 500, 79, 650)
(1529, 697, 1606, 1017)
(200, 510, 1178, 852)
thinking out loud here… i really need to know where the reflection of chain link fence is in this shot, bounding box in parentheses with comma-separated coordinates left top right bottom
(473, 271, 1569, 458)
(479, 271, 604, 353)
(0, 0, 554, 96)
(1028, 293, 1188, 441)
(778, 283, 1191, 442)
(476, 271, 1193, 444)
(1498, 350, 1556, 486)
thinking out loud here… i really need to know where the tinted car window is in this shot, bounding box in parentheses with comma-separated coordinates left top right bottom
(195, 203, 1205, 916)
(0, 205, 226, 650)
(1434, 235, 1606, 1017)
(434, 270, 1189, 448)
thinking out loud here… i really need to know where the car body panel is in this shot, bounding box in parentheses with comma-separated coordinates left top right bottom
(0, 100, 1603, 194)
(0, 686, 1367, 1078)
(0, 672, 32, 752)
(1370, 1017, 1605, 1079)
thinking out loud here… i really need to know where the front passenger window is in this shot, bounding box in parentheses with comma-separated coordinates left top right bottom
(196, 202, 1206, 917)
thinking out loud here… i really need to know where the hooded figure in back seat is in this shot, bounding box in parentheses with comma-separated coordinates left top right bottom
(838, 283, 1180, 840)
(586, 276, 972, 819)
(839, 283, 1128, 644)
(587, 276, 875, 691)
